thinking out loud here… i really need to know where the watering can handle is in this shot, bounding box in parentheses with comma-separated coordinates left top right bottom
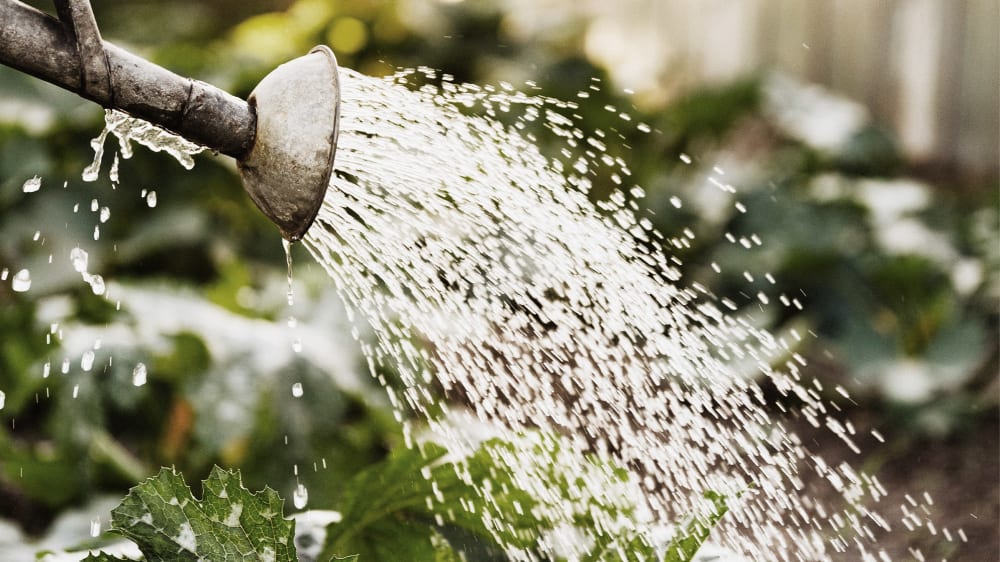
(0, 0, 255, 158)
(53, 0, 112, 102)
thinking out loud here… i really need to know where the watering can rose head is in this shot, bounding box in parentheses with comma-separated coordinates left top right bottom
(237, 45, 341, 242)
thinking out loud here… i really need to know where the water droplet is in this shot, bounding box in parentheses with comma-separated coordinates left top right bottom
(93, 225, 100, 240)
(81, 350, 95, 371)
(292, 483, 308, 509)
(100, 207, 111, 223)
(0, 268, 7, 281)
(679, 153, 692, 164)
(291, 382, 303, 397)
(287, 316, 298, 328)
(146, 191, 157, 208)
(282, 238, 294, 306)
(72, 384, 79, 398)
(109, 153, 120, 183)
(88, 274, 106, 295)
(61, 358, 70, 374)
(291, 339, 303, 353)
(669, 196, 682, 209)
(90, 517, 100, 537)
(0, 390, 5, 410)
(90, 199, 99, 212)
(11, 269, 31, 292)
(70, 247, 89, 273)
(132, 363, 147, 386)
(32, 230, 41, 241)
(22, 176, 41, 193)
(42, 362, 50, 378)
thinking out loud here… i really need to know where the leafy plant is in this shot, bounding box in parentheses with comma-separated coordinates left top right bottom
(661, 491, 732, 562)
(60, 435, 733, 561)
(321, 433, 658, 561)
(82, 466, 297, 562)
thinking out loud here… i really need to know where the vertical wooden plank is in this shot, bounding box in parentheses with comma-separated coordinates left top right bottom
(957, 0, 1000, 174)
(802, 0, 835, 86)
(863, 0, 898, 124)
(892, 0, 944, 160)
(929, 0, 967, 170)
(771, 0, 812, 77)
(697, 0, 760, 83)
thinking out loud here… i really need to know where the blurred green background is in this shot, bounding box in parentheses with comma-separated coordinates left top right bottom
(0, 0, 996, 559)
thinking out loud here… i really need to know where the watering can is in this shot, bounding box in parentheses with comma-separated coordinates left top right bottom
(0, 0, 340, 241)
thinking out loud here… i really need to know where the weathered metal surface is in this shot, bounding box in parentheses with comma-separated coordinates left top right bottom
(0, 0, 343, 241)
(239, 46, 341, 242)
(0, 0, 255, 159)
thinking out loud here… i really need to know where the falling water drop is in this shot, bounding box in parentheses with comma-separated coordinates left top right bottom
(132, 363, 147, 387)
(0, 390, 5, 410)
(291, 339, 303, 353)
(88, 274, 106, 296)
(11, 269, 31, 292)
(81, 350, 95, 371)
(679, 153, 692, 164)
(70, 247, 89, 273)
(146, 191, 157, 208)
(61, 358, 70, 374)
(42, 362, 50, 378)
(22, 176, 41, 193)
(1, 268, 7, 281)
(93, 225, 100, 240)
(291, 382, 304, 397)
(109, 153, 120, 183)
(287, 316, 298, 328)
(100, 207, 111, 223)
(282, 238, 294, 306)
(90, 517, 100, 537)
(292, 483, 308, 509)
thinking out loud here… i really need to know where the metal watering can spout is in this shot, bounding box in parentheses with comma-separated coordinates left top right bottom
(0, 0, 340, 241)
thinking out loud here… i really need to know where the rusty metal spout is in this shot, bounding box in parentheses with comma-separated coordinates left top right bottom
(0, 0, 339, 241)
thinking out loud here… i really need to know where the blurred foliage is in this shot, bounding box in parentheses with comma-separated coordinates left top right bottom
(0, 0, 996, 558)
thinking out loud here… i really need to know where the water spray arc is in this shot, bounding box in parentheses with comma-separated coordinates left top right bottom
(0, 0, 341, 241)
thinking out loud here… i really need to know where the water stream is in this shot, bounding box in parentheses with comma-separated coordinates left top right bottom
(299, 68, 906, 561)
(69, 70, 950, 560)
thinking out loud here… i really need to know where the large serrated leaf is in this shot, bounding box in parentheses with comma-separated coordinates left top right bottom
(109, 466, 296, 562)
(80, 554, 135, 562)
(662, 491, 732, 562)
(321, 434, 652, 560)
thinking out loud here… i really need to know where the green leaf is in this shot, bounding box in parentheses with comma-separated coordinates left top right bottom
(322, 434, 651, 560)
(80, 554, 138, 562)
(662, 491, 732, 562)
(109, 466, 296, 562)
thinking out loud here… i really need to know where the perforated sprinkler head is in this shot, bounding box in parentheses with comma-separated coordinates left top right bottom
(0, 0, 341, 241)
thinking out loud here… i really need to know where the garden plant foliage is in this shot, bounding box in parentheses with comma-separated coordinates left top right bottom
(0, 0, 995, 559)
(72, 437, 729, 561)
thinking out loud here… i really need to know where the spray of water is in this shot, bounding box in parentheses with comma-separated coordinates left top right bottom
(300, 69, 914, 561)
